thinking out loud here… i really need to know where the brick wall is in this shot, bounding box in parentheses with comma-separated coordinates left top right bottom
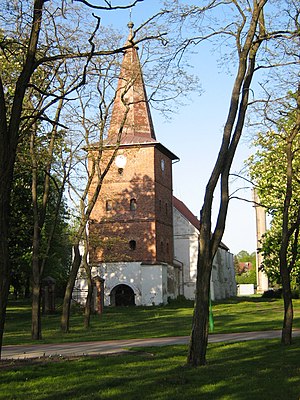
(89, 143, 174, 265)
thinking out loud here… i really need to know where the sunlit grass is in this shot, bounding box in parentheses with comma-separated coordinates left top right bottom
(2, 297, 300, 399)
(3, 297, 300, 346)
(1, 338, 300, 399)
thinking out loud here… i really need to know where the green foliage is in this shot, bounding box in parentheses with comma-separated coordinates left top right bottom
(42, 194, 72, 297)
(9, 144, 72, 298)
(234, 250, 256, 283)
(236, 250, 255, 263)
(9, 171, 32, 298)
(258, 224, 300, 289)
(247, 93, 300, 289)
(236, 268, 256, 285)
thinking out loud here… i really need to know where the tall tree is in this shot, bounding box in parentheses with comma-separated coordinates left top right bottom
(9, 160, 32, 299)
(0, 0, 148, 359)
(165, 0, 299, 366)
(30, 102, 66, 340)
(248, 85, 300, 344)
(9, 139, 71, 301)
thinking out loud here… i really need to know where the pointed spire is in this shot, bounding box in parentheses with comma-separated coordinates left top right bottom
(107, 22, 156, 144)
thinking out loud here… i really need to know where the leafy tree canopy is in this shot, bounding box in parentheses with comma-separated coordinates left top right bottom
(247, 92, 300, 289)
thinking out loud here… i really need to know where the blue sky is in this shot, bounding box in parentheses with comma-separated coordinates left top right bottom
(97, 0, 257, 255)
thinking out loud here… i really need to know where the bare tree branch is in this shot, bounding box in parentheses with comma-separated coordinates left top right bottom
(74, 0, 143, 11)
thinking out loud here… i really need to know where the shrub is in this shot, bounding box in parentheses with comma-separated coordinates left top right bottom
(236, 268, 256, 285)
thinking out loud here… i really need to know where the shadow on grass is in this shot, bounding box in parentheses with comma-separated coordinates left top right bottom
(213, 295, 278, 304)
(1, 338, 300, 400)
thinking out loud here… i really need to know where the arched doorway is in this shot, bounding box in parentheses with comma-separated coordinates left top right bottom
(110, 284, 135, 306)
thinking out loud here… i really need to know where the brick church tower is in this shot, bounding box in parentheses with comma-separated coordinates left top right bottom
(88, 23, 179, 306)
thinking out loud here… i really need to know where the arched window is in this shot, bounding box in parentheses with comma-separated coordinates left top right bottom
(106, 200, 112, 211)
(129, 240, 136, 250)
(130, 198, 137, 211)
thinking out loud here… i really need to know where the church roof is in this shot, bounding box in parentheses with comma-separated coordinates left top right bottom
(173, 196, 200, 230)
(106, 22, 156, 145)
(173, 196, 230, 251)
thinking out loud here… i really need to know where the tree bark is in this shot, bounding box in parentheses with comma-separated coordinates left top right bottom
(187, 250, 211, 365)
(61, 243, 82, 332)
(83, 230, 93, 329)
(31, 216, 42, 339)
(31, 280, 42, 340)
(281, 264, 293, 345)
(84, 264, 93, 329)
(279, 88, 300, 345)
(0, 160, 14, 359)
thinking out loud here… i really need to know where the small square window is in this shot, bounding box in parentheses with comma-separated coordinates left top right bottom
(130, 198, 137, 211)
(106, 200, 112, 211)
(129, 240, 136, 250)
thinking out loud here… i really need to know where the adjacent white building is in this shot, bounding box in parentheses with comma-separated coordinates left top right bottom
(173, 197, 236, 301)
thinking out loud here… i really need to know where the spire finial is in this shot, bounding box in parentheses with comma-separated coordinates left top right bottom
(127, 8, 134, 39)
(127, 20, 134, 41)
(127, 20, 134, 31)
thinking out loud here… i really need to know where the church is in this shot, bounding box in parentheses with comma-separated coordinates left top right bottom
(74, 23, 236, 307)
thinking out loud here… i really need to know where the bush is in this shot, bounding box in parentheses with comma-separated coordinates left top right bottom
(262, 289, 282, 299)
(262, 288, 300, 299)
(236, 268, 256, 285)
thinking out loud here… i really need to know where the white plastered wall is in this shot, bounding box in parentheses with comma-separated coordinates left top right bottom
(173, 206, 236, 301)
(75, 261, 172, 306)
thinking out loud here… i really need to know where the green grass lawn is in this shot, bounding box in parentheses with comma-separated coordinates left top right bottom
(3, 296, 300, 346)
(2, 296, 300, 399)
(1, 339, 300, 399)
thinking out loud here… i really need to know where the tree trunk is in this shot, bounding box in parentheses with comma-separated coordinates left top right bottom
(61, 243, 82, 332)
(186, 1, 266, 365)
(83, 236, 93, 329)
(281, 265, 293, 345)
(0, 0, 45, 358)
(30, 101, 63, 340)
(31, 280, 42, 340)
(280, 83, 300, 344)
(31, 216, 42, 340)
(279, 134, 295, 345)
(84, 266, 93, 329)
(0, 153, 15, 359)
(187, 249, 212, 366)
(0, 218, 10, 359)
(0, 266, 10, 361)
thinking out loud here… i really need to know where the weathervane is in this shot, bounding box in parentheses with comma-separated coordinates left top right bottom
(127, 8, 134, 40)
